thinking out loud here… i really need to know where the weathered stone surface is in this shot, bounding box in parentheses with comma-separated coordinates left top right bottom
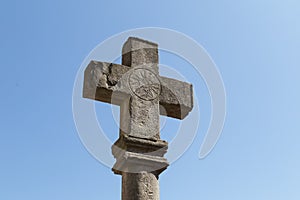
(83, 61, 193, 120)
(110, 65, 160, 140)
(112, 134, 169, 174)
(122, 37, 159, 70)
(83, 61, 130, 104)
(122, 172, 159, 200)
(159, 77, 193, 119)
(82, 37, 194, 200)
(112, 134, 168, 157)
(121, 38, 160, 141)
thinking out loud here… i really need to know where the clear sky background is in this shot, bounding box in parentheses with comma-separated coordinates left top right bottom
(1, 0, 300, 199)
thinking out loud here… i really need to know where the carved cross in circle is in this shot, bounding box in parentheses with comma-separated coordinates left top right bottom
(129, 68, 161, 101)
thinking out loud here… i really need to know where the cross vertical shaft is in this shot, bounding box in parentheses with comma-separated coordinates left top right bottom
(117, 38, 163, 200)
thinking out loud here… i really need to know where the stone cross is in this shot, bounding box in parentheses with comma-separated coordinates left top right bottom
(83, 37, 193, 200)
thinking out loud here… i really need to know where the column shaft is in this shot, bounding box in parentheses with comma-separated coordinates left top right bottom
(122, 172, 159, 200)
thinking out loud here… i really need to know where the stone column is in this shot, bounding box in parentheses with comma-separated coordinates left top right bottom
(112, 135, 168, 200)
(122, 172, 159, 200)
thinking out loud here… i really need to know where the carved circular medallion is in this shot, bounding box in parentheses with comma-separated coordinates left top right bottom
(129, 68, 161, 101)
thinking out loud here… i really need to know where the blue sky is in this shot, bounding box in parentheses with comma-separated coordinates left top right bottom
(1, 0, 300, 199)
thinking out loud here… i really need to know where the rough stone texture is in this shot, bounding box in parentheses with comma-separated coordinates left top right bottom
(122, 172, 159, 200)
(83, 61, 130, 105)
(121, 69, 160, 140)
(112, 135, 169, 174)
(83, 61, 193, 119)
(122, 37, 159, 71)
(121, 38, 160, 140)
(113, 134, 168, 157)
(83, 37, 194, 200)
(159, 77, 193, 119)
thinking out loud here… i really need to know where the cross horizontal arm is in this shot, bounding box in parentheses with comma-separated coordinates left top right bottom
(83, 61, 131, 104)
(83, 60, 193, 119)
(159, 77, 193, 119)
